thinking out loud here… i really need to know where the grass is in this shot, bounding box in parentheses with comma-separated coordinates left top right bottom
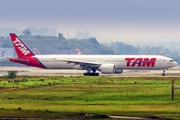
(0, 76, 180, 119)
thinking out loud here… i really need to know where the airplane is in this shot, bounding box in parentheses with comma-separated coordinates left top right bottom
(76, 49, 83, 55)
(76, 50, 163, 56)
(68, 50, 82, 55)
(33, 48, 41, 55)
(68, 51, 72, 55)
(1, 49, 5, 57)
(5, 33, 177, 76)
(0, 49, 5, 62)
(34, 48, 73, 56)
(158, 51, 163, 55)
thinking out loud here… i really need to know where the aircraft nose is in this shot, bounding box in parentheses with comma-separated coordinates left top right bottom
(174, 61, 178, 66)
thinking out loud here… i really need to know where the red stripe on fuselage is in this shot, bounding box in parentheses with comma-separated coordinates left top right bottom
(10, 56, 45, 68)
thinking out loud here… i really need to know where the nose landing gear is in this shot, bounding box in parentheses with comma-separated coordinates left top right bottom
(162, 69, 167, 76)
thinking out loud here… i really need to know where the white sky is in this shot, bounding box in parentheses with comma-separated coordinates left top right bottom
(1, 0, 180, 43)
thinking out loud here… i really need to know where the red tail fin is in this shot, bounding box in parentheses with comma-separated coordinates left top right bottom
(158, 51, 163, 55)
(76, 49, 83, 55)
(9, 33, 35, 57)
(33, 48, 41, 55)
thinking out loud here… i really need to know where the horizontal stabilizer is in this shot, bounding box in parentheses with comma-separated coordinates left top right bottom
(4, 57, 29, 62)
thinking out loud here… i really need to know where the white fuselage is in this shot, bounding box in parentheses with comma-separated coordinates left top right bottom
(35, 55, 177, 70)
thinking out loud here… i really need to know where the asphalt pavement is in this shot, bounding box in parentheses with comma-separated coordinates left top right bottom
(0, 66, 180, 77)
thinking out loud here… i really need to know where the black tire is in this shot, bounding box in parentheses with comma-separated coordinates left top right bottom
(95, 73, 99, 76)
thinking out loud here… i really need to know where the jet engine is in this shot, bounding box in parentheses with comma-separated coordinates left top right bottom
(99, 64, 115, 73)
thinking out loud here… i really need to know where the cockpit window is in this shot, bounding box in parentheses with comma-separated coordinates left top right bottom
(170, 60, 173, 62)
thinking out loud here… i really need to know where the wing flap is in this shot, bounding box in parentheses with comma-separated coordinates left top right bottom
(56, 58, 101, 67)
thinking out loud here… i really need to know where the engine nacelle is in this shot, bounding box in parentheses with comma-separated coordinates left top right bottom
(115, 69, 123, 73)
(99, 64, 115, 73)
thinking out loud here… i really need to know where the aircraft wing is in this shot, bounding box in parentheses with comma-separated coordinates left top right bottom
(56, 58, 101, 67)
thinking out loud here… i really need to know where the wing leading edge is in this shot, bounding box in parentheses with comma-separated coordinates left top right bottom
(55, 58, 101, 67)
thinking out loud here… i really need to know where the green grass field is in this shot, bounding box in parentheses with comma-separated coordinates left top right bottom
(0, 75, 180, 119)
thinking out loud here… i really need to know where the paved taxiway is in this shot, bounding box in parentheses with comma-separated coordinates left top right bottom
(0, 66, 180, 77)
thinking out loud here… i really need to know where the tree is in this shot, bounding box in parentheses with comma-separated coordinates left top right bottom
(22, 29, 31, 36)
(58, 33, 66, 40)
(88, 38, 98, 44)
(7, 70, 18, 79)
(0, 36, 5, 40)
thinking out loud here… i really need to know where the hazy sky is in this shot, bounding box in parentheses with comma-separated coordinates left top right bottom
(1, 0, 180, 43)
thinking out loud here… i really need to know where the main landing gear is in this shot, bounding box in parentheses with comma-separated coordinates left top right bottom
(83, 68, 99, 76)
(84, 72, 99, 76)
(162, 69, 166, 76)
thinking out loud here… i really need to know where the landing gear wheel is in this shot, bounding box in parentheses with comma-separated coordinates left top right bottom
(83, 72, 99, 76)
(90, 73, 93, 76)
(162, 70, 166, 76)
(95, 73, 99, 76)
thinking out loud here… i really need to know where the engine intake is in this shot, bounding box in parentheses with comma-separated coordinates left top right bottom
(99, 64, 115, 73)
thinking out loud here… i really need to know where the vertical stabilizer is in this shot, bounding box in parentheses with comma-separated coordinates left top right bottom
(1, 49, 5, 57)
(158, 51, 163, 55)
(68, 51, 72, 55)
(76, 49, 83, 55)
(33, 48, 41, 55)
(9, 33, 35, 57)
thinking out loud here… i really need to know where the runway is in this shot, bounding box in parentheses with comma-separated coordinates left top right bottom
(0, 66, 180, 77)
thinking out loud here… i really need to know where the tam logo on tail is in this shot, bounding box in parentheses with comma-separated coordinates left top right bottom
(10, 33, 34, 57)
(13, 38, 30, 55)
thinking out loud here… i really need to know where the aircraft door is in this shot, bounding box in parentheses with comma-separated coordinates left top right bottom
(159, 59, 163, 65)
